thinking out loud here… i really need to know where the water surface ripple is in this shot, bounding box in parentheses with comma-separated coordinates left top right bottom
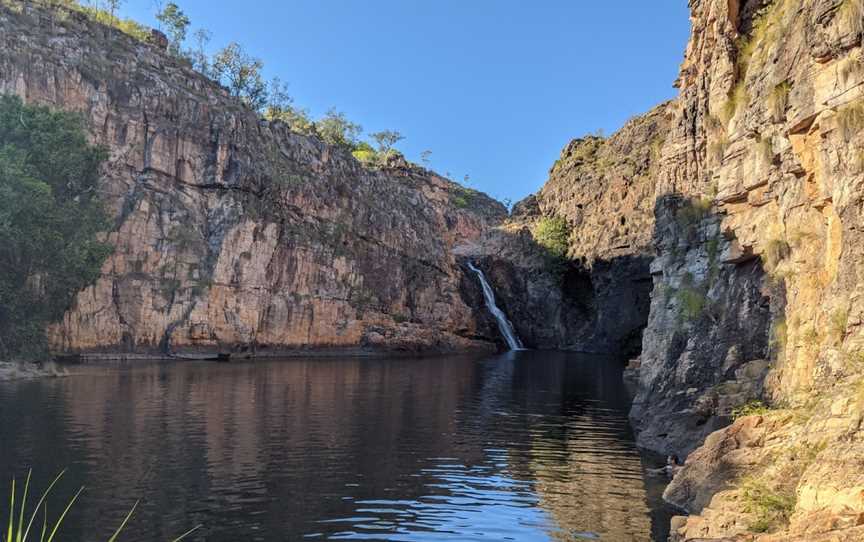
(0, 351, 671, 541)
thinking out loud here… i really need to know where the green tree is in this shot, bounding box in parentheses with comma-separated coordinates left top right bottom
(106, 0, 122, 21)
(262, 78, 315, 134)
(211, 42, 268, 110)
(317, 108, 362, 149)
(185, 28, 212, 76)
(0, 95, 112, 360)
(155, 1, 190, 54)
(370, 130, 404, 154)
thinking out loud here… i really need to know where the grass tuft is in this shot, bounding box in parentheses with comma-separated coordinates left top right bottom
(830, 306, 849, 343)
(762, 237, 790, 272)
(741, 479, 796, 533)
(720, 83, 749, 125)
(3, 470, 201, 542)
(732, 400, 773, 420)
(838, 54, 862, 86)
(837, 101, 864, 141)
(677, 286, 707, 322)
(767, 81, 792, 122)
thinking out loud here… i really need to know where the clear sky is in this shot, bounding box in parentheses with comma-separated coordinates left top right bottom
(121, 1, 691, 205)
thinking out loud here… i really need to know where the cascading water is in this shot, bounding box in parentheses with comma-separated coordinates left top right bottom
(467, 262, 525, 350)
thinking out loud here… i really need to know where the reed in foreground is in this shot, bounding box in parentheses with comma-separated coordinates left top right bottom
(4, 470, 201, 542)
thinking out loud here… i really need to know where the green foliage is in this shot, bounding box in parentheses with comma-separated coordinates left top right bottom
(532, 216, 571, 260)
(317, 109, 362, 149)
(211, 42, 268, 110)
(351, 149, 377, 164)
(350, 136, 405, 169)
(3, 469, 201, 542)
(830, 306, 849, 342)
(47, 0, 151, 42)
(722, 0, 795, 125)
(262, 77, 316, 135)
(370, 130, 404, 154)
(801, 326, 821, 348)
(741, 479, 796, 533)
(449, 186, 480, 210)
(155, 2, 190, 55)
(677, 286, 706, 322)
(183, 28, 213, 76)
(0, 95, 112, 360)
(732, 400, 772, 419)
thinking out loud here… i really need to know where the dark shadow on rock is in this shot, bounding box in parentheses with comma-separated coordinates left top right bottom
(628, 194, 785, 463)
(456, 224, 654, 356)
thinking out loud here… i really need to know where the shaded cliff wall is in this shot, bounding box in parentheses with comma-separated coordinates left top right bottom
(0, 2, 507, 357)
(463, 105, 672, 353)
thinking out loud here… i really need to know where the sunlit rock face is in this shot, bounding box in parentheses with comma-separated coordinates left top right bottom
(0, 3, 509, 357)
(479, 0, 864, 537)
(545, 0, 864, 538)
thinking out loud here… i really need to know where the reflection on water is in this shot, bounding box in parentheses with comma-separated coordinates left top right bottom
(0, 351, 671, 541)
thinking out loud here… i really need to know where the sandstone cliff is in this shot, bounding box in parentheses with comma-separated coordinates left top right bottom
(461, 106, 673, 353)
(509, 0, 864, 539)
(0, 2, 510, 358)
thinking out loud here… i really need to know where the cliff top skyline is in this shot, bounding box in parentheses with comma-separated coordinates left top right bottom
(121, 0, 691, 205)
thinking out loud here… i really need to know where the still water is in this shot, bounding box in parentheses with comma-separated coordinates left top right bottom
(0, 351, 671, 541)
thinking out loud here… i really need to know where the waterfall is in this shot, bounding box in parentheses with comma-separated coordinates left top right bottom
(467, 262, 525, 351)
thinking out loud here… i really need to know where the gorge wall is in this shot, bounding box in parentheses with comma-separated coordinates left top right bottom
(0, 2, 527, 358)
(494, 0, 864, 539)
(460, 105, 673, 353)
(4, 0, 864, 539)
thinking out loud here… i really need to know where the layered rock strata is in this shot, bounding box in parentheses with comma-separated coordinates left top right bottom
(0, 2, 511, 357)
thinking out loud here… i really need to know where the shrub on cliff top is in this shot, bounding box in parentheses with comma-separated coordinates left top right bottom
(49, 0, 151, 42)
(0, 95, 112, 361)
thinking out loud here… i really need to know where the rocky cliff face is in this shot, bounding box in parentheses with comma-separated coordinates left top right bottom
(462, 106, 673, 353)
(654, 0, 864, 539)
(514, 0, 864, 539)
(0, 2, 509, 358)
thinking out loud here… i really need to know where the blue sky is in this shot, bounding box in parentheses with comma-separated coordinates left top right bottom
(121, 1, 691, 204)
